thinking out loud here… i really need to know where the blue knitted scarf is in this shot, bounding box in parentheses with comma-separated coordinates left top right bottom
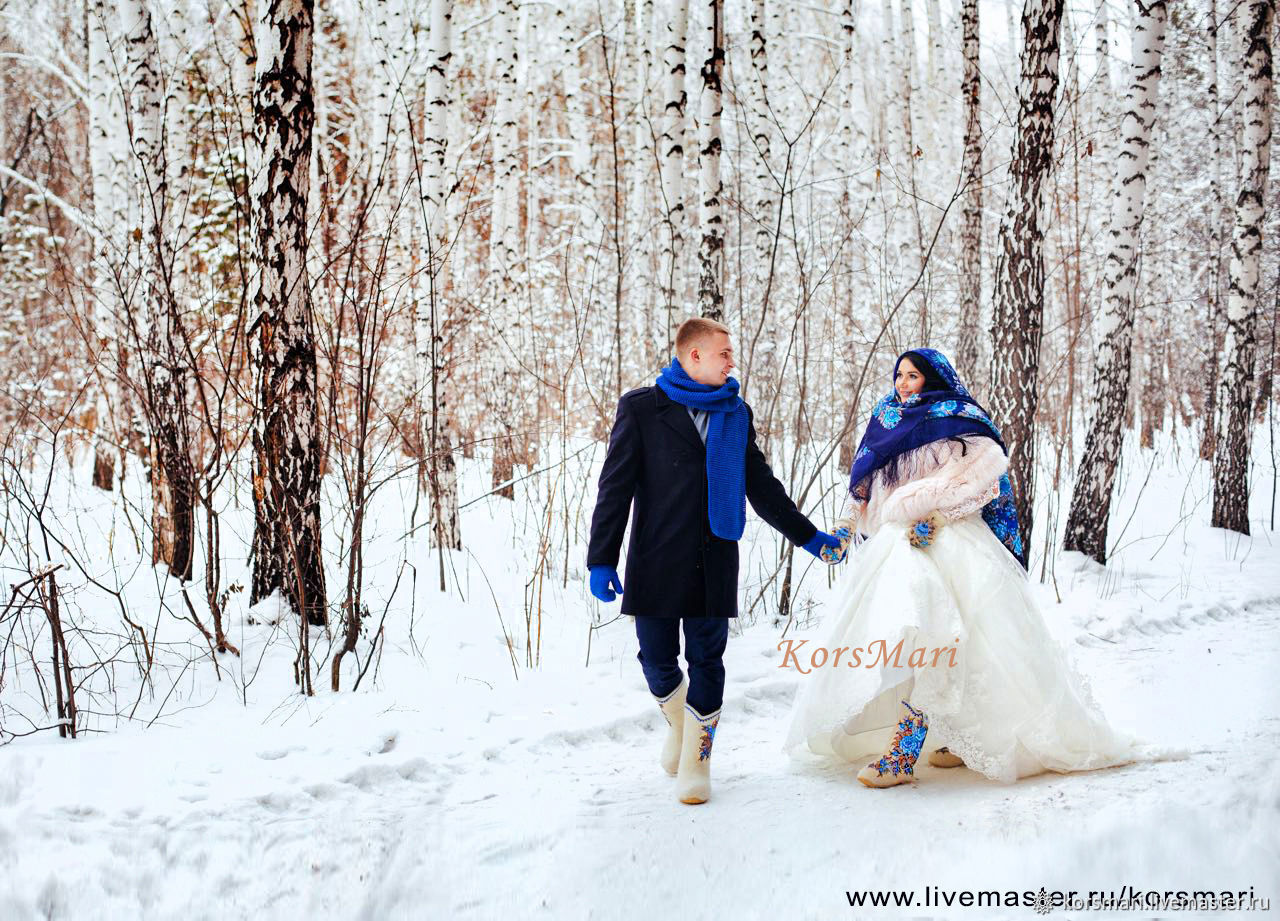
(656, 357, 749, 540)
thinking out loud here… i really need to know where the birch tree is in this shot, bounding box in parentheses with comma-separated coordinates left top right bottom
(747, 0, 774, 274)
(955, 0, 982, 380)
(1087, 0, 1114, 184)
(562, 6, 604, 309)
(922, 0, 945, 164)
(249, 0, 328, 626)
(489, 0, 520, 498)
(618, 0, 638, 250)
(899, 0, 925, 337)
(1095, 0, 1111, 90)
(1200, 0, 1227, 460)
(1211, 0, 1274, 535)
(987, 0, 1065, 560)
(490, 0, 521, 299)
(121, 0, 197, 581)
(418, 0, 454, 289)
(838, 0, 856, 209)
(876, 0, 902, 285)
(88, 0, 129, 491)
(413, 0, 461, 552)
(696, 0, 724, 320)
(657, 0, 688, 326)
(1062, 0, 1168, 564)
(632, 0, 660, 366)
(838, 0, 874, 295)
(374, 0, 417, 316)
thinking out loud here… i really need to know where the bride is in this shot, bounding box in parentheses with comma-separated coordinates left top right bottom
(784, 348, 1165, 787)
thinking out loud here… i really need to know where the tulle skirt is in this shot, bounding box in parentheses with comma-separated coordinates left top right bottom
(783, 514, 1167, 782)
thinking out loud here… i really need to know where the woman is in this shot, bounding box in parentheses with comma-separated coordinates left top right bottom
(784, 348, 1166, 787)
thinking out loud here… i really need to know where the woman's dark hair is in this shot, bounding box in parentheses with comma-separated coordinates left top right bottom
(901, 350, 967, 455)
(898, 351, 950, 392)
(898, 352, 970, 458)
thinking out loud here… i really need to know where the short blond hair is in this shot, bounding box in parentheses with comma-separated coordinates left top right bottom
(675, 317, 731, 360)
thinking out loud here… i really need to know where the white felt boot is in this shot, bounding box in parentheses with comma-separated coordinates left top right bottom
(676, 703, 721, 805)
(655, 680, 688, 776)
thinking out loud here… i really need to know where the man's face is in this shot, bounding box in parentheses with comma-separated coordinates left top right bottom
(686, 332, 735, 386)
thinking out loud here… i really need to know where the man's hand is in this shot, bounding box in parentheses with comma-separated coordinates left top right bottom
(589, 566, 624, 602)
(802, 530, 841, 560)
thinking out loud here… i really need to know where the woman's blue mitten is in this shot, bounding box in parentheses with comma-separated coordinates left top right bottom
(907, 514, 944, 549)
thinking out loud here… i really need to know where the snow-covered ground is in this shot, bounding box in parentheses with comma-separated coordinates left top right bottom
(1, 427, 1278, 919)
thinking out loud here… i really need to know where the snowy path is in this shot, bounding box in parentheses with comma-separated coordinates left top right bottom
(381, 599, 1280, 919)
(7, 590, 1276, 920)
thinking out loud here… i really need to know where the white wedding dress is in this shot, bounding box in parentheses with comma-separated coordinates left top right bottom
(784, 436, 1166, 783)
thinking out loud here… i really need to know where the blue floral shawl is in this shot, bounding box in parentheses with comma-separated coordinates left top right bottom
(848, 348, 1025, 566)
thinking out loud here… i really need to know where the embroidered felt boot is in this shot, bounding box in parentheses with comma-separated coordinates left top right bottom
(857, 700, 929, 788)
(654, 679, 688, 776)
(676, 704, 721, 804)
(928, 746, 964, 768)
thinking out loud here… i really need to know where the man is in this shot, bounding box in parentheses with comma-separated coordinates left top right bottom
(586, 317, 840, 804)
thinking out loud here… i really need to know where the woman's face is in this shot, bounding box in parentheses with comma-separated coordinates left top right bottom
(895, 357, 926, 401)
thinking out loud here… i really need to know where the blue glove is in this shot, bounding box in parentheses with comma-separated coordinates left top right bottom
(589, 566, 624, 602)
(802, 530, 841, 559)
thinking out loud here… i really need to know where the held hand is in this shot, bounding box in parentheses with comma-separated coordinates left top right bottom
(907, 513, 944, 549)
(802, 530, 841, 561)
(821, 526, 853, 564)
(589, 566, 624, 602)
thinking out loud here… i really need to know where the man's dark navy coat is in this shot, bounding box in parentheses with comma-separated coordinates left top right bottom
(587, 385, 818, 618)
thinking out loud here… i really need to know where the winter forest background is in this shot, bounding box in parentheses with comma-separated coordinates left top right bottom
(0, 0, 1277, 913)
(2, 0, 1280, 915)
(0, 0, 1276, 731)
